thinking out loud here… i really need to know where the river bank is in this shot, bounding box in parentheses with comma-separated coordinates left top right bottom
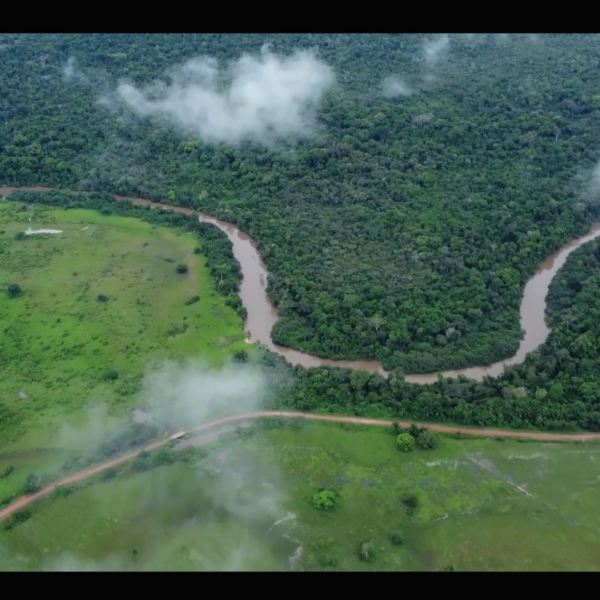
(2, 185, 597, 384)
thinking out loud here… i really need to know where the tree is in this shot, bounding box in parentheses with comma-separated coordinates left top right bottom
(153, 447, 176, 466)
(22, 473, 40, 494)
(176, 263, 188, 274)
(14, 231, 25, 240)
(358, 541, 375, 562)
(416, 428, 438, 450)
(131, 454, 151, 472)
(7, 283, 22, 298)
(312, 489, 337, 510)
(97, 293, 108, 302)
(402, 492, 420, 513)
(408, 424, 420, 437)
(232, 350, 249, 363)
(390, 530, 405, 545)
(367, 313, 385, 334)
(396, 433, 415, 452)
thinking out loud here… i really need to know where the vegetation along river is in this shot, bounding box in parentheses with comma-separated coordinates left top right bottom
(2, 186, 600, 384)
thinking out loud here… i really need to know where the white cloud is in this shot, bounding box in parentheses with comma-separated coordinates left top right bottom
(140, 359, 267, 429)
(113, 45, 335, 146)
(381, 75, 415, 99)
(422, 34, 451, 66)
(62, 57, 88, 83)
(63, 57, 76, 79)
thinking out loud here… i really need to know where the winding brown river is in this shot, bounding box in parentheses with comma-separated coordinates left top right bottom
(3, 185, 600, 384)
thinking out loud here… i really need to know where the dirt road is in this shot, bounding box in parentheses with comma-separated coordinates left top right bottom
(1, 410, 599, 523)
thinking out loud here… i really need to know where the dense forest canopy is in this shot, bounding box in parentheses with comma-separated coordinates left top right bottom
(2, 34, 600, 373)
(283, 232, 600, 432)
(3, 34, 600, 433)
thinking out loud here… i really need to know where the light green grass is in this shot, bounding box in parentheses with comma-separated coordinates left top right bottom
(0, 202, 248, 498)
(2, 422, 600, 571)
(254, 422, 600, 571)
(0, 462, 286, 571)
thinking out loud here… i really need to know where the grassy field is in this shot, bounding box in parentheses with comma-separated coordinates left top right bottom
(261, 422, 600, 571)
(0, 460, 289, 571)
(0, 200, 248, 501)
(2, 420, 600, 571)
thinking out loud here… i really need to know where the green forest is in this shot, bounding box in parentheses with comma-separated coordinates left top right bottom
(2, 34, 600, 431)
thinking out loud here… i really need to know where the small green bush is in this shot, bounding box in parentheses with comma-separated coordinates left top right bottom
(152, 447, 177, 466)
(3, 508, 31, 531)
(102, 468, 117, 481)
(312, 490, 337, 511)
(390, 530, 406, 545)
(0, 466, 14, 479)
(7, 283, 22, 298)
(51, 485, 74, 499)
(317, 552, 337, 567)
(232, 350, 249, 363)
(176, 263, 188, 274)
(166, 323, 188, 337)
(131, 455, 152, 473)
(416, 428, 438, 450)
(402, 492, 420, 513)
(22, 474, 40, 494)
(396, 433, 415, 452)
(358, 541, 375, 562)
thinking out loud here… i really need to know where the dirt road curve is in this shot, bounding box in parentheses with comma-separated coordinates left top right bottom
(2, 410, 600, 523)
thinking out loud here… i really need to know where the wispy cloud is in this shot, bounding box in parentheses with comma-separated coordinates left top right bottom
(110, 45, 335, 146)
(381, 75, 415, 99)
(62, 57, 88, 84)
(422, 34, 451, 66)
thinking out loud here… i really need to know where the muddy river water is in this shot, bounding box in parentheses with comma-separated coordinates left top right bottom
(3, 185, 600, 384)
